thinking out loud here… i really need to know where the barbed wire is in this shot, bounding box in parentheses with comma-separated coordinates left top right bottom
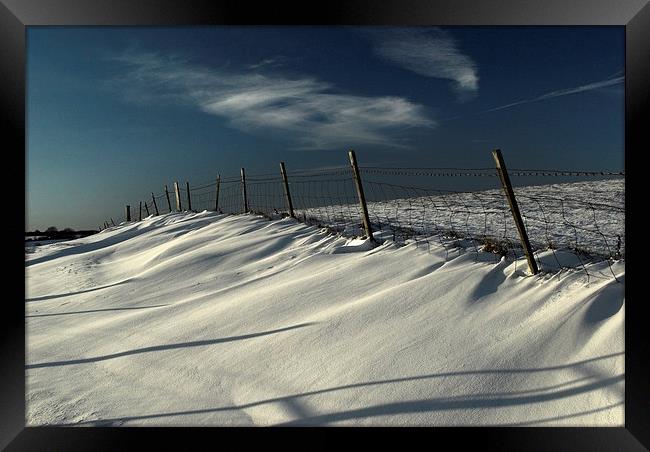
(359, 167, 625, 178)
(508, 168, 624, 175)
(361, 169, 499, 177)
(190, 181, 217, 192)
(288, 170, 353, 178)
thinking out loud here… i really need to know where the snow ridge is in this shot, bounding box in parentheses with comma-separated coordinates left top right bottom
(26, 211, 624, 426)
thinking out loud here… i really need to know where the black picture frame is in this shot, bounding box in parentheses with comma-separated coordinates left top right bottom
(3, 0, 647, 449)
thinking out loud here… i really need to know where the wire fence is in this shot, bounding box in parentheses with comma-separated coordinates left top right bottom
(108, 154, 624, 282)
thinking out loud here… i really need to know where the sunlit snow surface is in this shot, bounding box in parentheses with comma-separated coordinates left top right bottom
(26, 184, 624, 426)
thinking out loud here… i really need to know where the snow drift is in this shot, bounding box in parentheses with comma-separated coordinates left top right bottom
(25, 211, 624, 426)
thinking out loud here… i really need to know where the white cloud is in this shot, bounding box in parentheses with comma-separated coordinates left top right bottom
(367, 28, 479, 99)
(111, 50, 435, 150)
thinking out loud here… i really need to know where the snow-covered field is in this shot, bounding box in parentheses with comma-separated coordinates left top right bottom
(294, 179, 625, 260)
(25, 239, 72, 251)
(25, 211, 624, 426)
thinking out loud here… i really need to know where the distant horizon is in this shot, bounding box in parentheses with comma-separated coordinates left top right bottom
(25, 227, 100, 234)
(27, 26, 624, 230)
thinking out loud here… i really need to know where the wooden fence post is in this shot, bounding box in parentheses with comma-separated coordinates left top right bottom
(164, 185, 172, 212)
(174, 181, 182, 211)
(139, 201, 142, 221)
(348, 150, 375, 242)
(241, 168, 248, 213)
(280, 162, 295, 218)
(492, 149, 539, 275)
(144, 202, 150, 217)
(215, 174, 221, 212)
(151, 193, 159, 216)
(186, 181, 192, 212)
(125, 205, 131, 222)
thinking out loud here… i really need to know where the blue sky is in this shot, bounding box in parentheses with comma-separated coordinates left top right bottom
(26, 26, 624, 231)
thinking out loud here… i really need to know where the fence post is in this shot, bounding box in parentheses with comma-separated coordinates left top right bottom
(174, 181, 182, 211)
(144, 202, 150, 217)
(215, 174, 221, 212)
(151, 193, 159, 216)
(280, 162, 295, 218)
(241, 168, 248, 213)
(186, 181, 192, 212)
(126, 205, 131, 222)
(348, 150, 375, 242)
(139, 201, 142, 221)
(492, 149, 539, 275)
(164, 185, 172, 213)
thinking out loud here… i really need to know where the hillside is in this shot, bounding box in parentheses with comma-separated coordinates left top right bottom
(25, 210, 624, 426)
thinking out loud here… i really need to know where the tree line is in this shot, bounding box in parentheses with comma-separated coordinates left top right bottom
(25, 226, 98, 240)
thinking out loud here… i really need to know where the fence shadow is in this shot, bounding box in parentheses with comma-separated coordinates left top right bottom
(26, 322, 316, 370)
(583, 275, 625, 324)
(26, 279, 132, 302)
(277, 374, 623, 426)
(469, 258, 509, 301)
(69, 352, 623, 426)
(26, 304, 169, 318)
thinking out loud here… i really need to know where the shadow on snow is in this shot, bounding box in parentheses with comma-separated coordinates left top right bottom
(26, 322, 316, 369)
(71, 352, 623, 426)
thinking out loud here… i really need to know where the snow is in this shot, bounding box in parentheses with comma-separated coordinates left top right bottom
(25, 239, 72, 253)
(299, 178, 625, 260)
(25, 210, 624, 426)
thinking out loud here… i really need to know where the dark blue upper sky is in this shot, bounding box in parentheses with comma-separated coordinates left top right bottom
(27, 26, 624, 230)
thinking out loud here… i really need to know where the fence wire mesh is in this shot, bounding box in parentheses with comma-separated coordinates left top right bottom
(120, 164, 624, 281)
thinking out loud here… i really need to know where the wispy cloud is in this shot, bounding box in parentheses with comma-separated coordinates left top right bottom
(247, 56, 287, 70)
(110, 50, 435, 150)
(367, 28, 479, 100)
(482, 75, 624, 114)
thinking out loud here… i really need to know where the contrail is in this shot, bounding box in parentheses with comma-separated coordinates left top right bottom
(440, 74, 623, 121)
